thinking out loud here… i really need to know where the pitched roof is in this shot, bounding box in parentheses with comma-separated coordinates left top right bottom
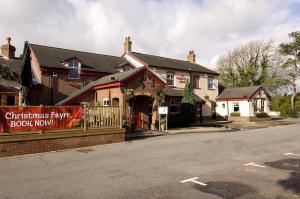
(216, 86, 263, 100)
(164, 87, 203, 102)
(29, 44, 125, 73)
(56, 67, 167, 105)
(0, 77, 20, 92)
(56, 68, 143, 105)
(0, 57, 22, 75)
(131, 52, 218, 75)
(92, 68, 142, 86)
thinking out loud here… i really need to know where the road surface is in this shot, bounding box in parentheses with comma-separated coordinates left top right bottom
(1, 123, 300, 198)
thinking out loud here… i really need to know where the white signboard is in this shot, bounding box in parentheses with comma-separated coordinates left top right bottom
(158, 106, 168, 115)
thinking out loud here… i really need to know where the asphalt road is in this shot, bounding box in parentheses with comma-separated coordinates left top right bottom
(1, 123, 300, 199)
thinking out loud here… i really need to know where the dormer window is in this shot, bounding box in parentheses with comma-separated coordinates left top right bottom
(68, 59, 80, 79)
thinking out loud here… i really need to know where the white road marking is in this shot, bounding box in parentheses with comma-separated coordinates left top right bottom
(244, 162, 266, 168)
(180, 177, 207, 186)
(284, 153, 300, 157)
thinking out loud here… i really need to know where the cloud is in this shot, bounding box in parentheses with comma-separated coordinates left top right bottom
(0, 0, 299, 70)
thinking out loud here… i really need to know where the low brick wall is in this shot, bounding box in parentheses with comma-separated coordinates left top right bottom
(0, 129, 125, 157)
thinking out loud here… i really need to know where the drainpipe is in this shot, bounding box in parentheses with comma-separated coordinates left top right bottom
(226, 99, 229, 120)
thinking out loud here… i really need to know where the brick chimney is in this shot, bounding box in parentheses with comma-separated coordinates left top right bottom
(124, 36, 132, 53)
(1, 37, 16, 59)
(187, 50, 196, 63)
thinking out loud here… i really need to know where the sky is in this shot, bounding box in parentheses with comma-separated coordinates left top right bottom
(0, 0, 299, 89)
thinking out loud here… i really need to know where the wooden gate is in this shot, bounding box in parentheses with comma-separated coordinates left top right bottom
(83, 105, 121, 129)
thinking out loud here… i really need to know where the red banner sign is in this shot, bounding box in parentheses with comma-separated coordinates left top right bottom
(0, 106, 83, 133)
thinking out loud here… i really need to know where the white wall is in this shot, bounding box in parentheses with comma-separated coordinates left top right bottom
(249, 89, 271, 116)
(216, 88, 271, 118)
(216, 100, 250, 117)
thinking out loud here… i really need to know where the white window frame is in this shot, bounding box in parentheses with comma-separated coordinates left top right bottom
(260, 100, 265, 112)
(208, 77, 214, 89)
(233, 102, 239, 112)
(68, 59, 80, 79)
(103, 98, 110, 106)
(166, 73, 175, 86)
(169, 98, 180, 114)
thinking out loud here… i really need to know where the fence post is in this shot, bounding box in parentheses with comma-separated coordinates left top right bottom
(119, 106, 122, 129)
(81, 102, 88, 132)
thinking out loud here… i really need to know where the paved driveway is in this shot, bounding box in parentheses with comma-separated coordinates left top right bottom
(1, 123, 300, 198)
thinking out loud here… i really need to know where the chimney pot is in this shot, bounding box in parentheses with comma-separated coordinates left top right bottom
(187, 50, 196, 63)
(124, 36, 132, 53)
(1, 36, 16, 59)
(6, 37, 11, 45)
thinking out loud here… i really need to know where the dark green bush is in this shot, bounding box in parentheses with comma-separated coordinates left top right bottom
(255, 112, 269, 118)
(271, 94, 300, 118)
(288, 109, 299, 118)
(168, 114, 190, 128)
(230, 112, 240, 116)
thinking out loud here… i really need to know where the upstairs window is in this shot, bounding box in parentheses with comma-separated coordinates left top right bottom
(68, 59, 80, 79)
(193, 75, 200, 89)
(208, 77, 214, 89)
(167, 73, 174, 86)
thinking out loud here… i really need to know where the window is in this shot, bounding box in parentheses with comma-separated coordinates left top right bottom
(167, 73, 174, 86)
(233, 102, 239, 112)
(169, 98, 180, 113)
(68, 59, 80, 79)
(193, 75, 200, 89)
(208, 77, 214, 89)
(103, 98, 110, 106)
(260, 100, 265, 112)
(253, 100, 258, 112)
(7, 96, 15, 105)
(112, 98, 119, 106)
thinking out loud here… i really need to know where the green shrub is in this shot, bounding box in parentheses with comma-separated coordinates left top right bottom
(255, 112, 269, 118)
(168, 114, 190, 128)
(230, 112, 240, 116)
(288, 109, 299, 118)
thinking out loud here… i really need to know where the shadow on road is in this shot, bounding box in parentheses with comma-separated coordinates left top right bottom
(278, 171, 300, 194)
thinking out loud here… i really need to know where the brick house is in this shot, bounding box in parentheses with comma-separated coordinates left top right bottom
(19, 42, 125, 105)
(0, 37, 22, 106)
(120, 37, 219, 122)
(55, 37, 219, 130)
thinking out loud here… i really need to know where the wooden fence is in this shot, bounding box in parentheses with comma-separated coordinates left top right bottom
(83, 105, 121, 131)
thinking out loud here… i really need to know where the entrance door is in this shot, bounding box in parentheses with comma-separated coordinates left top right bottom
(196, 102, 203, 123)
(134, 112, 142, 129)
(129, 96, 154, 130)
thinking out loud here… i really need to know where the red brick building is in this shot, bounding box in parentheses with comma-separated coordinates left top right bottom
(19, 37, 219, 130)
(19, 42, 125, 105)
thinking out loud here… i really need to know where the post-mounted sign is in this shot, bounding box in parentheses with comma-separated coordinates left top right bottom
(158, 106, 168, 115)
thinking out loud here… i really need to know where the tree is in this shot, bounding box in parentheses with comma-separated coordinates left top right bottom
(217, 40, 288, 93)
(181, 80, 195, 105)
(279, 31, 300, 110)
(0, 64, 15, 80)
(180, 80, 195, 125)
